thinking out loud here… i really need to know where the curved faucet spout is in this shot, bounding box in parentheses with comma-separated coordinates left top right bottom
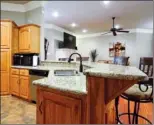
(68, 53, 83, 72)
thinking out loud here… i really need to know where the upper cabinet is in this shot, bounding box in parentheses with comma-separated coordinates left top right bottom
(19, 24, 40, 53)
(12, 24, 19, 53)
(0, 21, 11, 48)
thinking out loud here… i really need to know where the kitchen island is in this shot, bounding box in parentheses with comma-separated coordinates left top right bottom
(32, 61, 147, 124)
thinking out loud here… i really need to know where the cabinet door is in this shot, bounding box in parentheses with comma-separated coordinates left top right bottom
(11, 75, 19, 96)
(0, 22, 11, 48)
(12, 25, 19, 53)
(0, 49, 10, 72)
(0, 72, 9, 95)
(37, 91, 81, 124)
(19, 27, 31, 52)
(19, 76, 29, 99)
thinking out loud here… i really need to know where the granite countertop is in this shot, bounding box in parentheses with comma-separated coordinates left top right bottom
(33, 73, 87, 94)
(83, 63, 148, 81)
(12, 61, 148, 94)
(11, 65, 50, 71)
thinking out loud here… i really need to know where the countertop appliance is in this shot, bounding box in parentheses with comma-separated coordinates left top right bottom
(29, 69, 49, 103)
(13, 54, 39, 66)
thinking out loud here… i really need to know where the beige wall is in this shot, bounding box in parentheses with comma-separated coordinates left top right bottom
(1, 10, 26, 25)
(77, 32, 153, 67)
(25, 7, 43, 25)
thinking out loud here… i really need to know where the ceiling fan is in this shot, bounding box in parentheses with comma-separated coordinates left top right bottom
(101, 17, 129, 36)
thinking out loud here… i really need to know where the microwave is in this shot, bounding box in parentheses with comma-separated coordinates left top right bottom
(13, 54, 39, 66)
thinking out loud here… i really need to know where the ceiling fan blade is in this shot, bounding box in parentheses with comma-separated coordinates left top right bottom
(113, 31, 117, 36)
(117, 30, 129, 33)
(101, 31, 112, 35)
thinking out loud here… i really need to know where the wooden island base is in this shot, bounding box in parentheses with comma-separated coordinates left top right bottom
(36, 76, 137, 124)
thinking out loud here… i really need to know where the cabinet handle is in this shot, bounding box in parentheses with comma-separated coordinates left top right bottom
(18, 80, 20, 84)
(39, 101, 43, 114)
(29, 44, 30, 49)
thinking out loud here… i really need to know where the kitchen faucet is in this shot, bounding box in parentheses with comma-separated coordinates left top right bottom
(68, 53, 83, 72)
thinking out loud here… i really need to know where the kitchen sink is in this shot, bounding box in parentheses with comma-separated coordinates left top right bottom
(54, 69, 80, 76)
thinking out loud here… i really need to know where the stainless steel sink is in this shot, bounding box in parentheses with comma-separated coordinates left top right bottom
(54, 69, 80, 76)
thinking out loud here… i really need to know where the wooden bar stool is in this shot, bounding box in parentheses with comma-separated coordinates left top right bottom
(115, 57, 153, 124)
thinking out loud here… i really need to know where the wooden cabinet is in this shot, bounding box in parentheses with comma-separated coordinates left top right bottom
(19, 76, 29, 99)
(37, 89, 81, 124)
(0, 72, 9, 95)
(19, 27, 31, 52)
(19, 24, 40, 53)
(0, 21, 11, 48)
(1, 20, 18, 95)
(0, 49, 10, 72)
(12, 25, 19, 53)
(11, 68, 30, 100)
(0, 49, 10, 95)
(11, 68, 19, 75)
(20, 69, 29, 76)
(11, 75, 19, 96)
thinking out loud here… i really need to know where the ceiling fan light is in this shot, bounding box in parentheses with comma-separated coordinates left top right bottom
(115, 24, 120, 29)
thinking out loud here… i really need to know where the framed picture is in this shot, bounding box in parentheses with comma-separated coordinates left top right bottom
(109, 42, 125, 57)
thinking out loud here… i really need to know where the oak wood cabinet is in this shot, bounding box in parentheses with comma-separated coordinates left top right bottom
(0, 49, 10, 95)
(0, 21, 11, 49)
(19, 76, 29, 99)
(37, 82, 117, 124)
(0, 49, 10, 72)
(11, 75, 20, 96)
(11, 68, 30, 100)
(37, 88, 82, 124)
(19, 24, 40, 53)
(0, 72, 9, 95)
(0, 20, 18, 95)
(12, 25, 19, 53)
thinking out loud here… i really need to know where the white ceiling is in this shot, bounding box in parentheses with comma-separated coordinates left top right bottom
(1, 1, 30, 4)
(44, 1, 153, 35)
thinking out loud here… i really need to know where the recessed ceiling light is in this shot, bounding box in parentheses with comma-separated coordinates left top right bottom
(52, 11, 59, 18)
(82, 29, 88, 33)
(103, 1, 110, 5)
(115, 24, 120, 29)
(71, 23, 77, 27)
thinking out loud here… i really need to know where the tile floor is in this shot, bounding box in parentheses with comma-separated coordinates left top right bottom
(0, 95, 36, 124)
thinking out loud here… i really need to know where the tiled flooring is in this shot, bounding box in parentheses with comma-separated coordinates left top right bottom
(1, 95, 36, 124)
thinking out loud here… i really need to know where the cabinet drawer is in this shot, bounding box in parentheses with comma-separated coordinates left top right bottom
(20, 69, 29, 76)
(11, 68, 19, 75)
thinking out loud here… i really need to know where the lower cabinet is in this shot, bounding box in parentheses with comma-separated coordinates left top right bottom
(11, 75, 19, 96)
(0, 72, 9, 95)
(11, 68, 30, 100)
(37, 89, 82, 124)
(19, 76, 29, 99)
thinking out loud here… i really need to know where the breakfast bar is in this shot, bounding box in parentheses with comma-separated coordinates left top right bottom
(33, 62, 147, 124)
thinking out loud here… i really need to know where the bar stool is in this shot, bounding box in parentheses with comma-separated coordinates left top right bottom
(115, 57, 153, 124)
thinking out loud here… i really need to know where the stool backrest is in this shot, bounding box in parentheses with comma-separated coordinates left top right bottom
(139, 57, 153, 77)
(113, 56, 129, 66)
